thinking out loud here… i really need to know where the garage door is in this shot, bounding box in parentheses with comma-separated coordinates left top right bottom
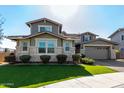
(85, 46, 109, 59)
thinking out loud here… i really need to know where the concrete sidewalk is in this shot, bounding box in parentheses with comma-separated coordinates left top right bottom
(42, 72, 124, 88)
(0, 62, 8, 65)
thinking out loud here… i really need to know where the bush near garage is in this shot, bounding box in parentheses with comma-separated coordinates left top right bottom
(81, 57, 95, 65)
(72, 54, 81, 64)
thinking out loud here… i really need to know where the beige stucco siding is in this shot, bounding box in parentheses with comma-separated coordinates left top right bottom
(29, 33, 63, 47)
(111, 31, 124, 50)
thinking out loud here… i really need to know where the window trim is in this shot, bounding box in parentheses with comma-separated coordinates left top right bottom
(38, 40, 46, 53)
(21, 41, 29, 52)
(84, 35, 90, 42)
(121, 35, 124, 41)
(37, 38, 57, 55)
(63, 41, 72, 53)
(38, 25, 52, 32)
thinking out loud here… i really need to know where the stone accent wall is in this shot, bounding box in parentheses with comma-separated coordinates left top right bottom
(16, 46, 75, 62)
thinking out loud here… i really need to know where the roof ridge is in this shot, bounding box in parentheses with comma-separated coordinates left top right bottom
(26, 18, 62, 27)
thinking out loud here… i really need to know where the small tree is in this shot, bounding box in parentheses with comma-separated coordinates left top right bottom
(0, 15, 5, 44)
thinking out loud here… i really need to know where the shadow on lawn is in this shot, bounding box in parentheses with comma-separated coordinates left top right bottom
(0, 65, 93, 88)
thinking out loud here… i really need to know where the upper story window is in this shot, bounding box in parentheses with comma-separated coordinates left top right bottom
(121, 35, 124, 41)
(82, 35, 91, 42)
(38, 25, 52, 32)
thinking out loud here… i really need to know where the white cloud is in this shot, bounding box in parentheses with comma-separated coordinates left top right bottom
(0, 38, 16, 49)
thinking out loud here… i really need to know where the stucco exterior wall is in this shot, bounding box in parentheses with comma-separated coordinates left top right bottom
(111, 31, 124, 49)
(16, 46, 75, 62)
(30, 33, 63, 47)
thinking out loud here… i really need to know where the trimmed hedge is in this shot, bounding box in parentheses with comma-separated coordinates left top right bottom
(72, 54, 81, 64)
(81, 54, 86, 58)
(40, 55, 51, 64)
(4, 55, 16, 63)
(19, 55, 31, 63)
(81, 57, 95, 65)
(56, 54, 67, 64)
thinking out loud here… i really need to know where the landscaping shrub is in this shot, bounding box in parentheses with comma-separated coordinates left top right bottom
(56, 54, 67, 64)
(40, 55, 51, 64)
(19, 55, 31, 63)
(72, 54, 81, 64)
(115, 49, 120, 59)
(81, 54, 86, 58)
(4, 55, 16, 63)
(81, 57, 95, 65)
(9, 53, 15, 55)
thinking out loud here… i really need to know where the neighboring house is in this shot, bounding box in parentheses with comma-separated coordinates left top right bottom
(108, 28, 124, 58)
(8, 18, 75, 62)
(7, 17, 118, 61)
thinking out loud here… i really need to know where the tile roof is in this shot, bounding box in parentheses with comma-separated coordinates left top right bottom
(83, 38, 118, 45)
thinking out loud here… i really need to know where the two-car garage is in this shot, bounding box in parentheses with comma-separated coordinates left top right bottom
(83, 38, 118, 60)
(85, 46, 110, 59)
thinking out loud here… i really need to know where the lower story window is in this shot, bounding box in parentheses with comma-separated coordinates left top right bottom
(47, 41, 55, 53)
(23, 46, 27, 51)
(48, 48, 54, 53)
(38, 40, 55, 54)
(39, 48, 46, 53)
(64, 42, 71, 52)
(65, 46, 69, 51)
(22, 42, 28, 51)
(39, 41, 46, 53)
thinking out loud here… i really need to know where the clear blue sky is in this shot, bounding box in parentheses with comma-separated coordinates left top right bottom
(0, 5, 124, 49)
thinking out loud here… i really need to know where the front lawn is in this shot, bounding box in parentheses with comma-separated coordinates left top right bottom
(0, 64, 116, 88)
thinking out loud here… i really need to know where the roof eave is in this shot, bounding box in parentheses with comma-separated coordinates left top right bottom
(26, 18, 62, 27)
(7, 36, 25, 41)
(81, 32, 99, 36)
(83, 38, 119, 45)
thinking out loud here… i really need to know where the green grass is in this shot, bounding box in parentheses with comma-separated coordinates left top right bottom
(0, 64, 116, 88)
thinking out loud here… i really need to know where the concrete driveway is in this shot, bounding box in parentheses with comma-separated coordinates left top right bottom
(94, 60, 124, 72)
(41, 72, 124, 88)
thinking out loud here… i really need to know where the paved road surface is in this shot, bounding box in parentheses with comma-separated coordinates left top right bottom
(41, 72, 124, 88)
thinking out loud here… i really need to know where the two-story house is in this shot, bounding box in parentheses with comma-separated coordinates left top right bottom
(8, 18, 75, 62)
(8, 17, 118, 61)
(109, 28, 124, 58)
